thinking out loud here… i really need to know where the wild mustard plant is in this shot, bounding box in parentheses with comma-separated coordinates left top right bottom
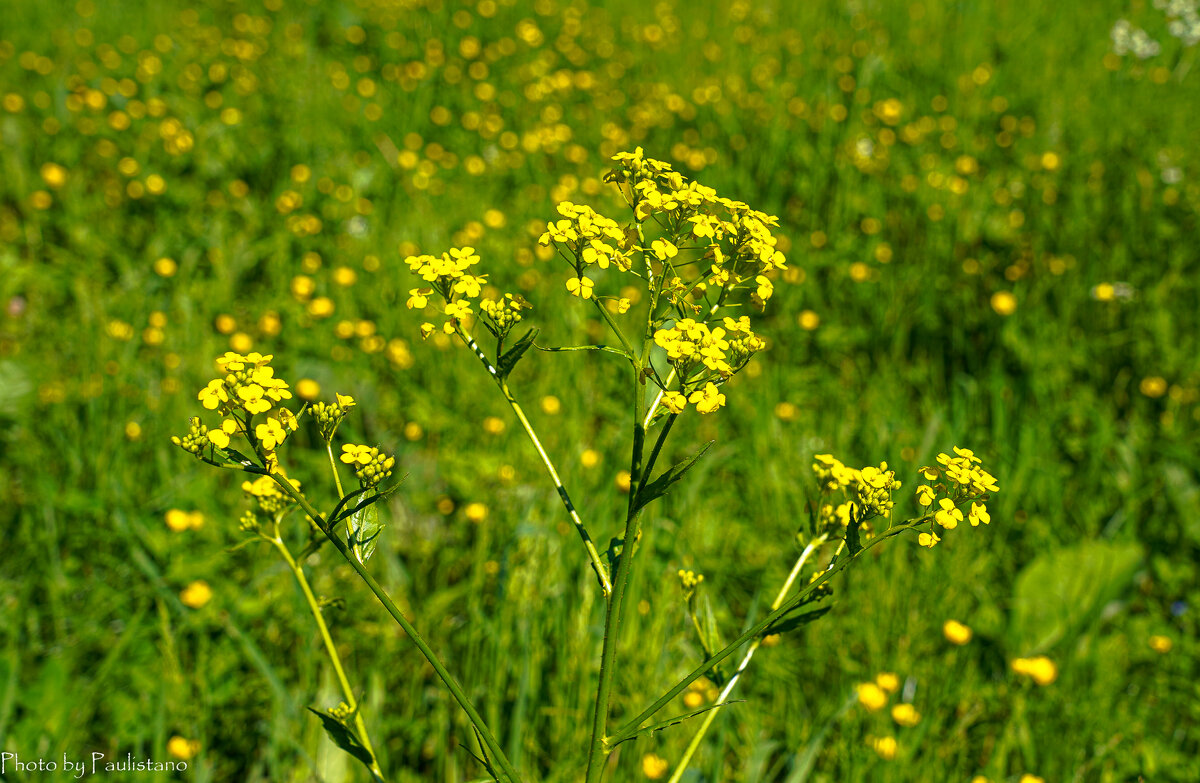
(403, 148, 1000, 781)
(174, 149, 998, 783)
(172, 351, 520, 782)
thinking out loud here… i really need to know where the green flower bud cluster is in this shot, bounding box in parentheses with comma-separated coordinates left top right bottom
(172, 416, 210, 456)
(312, 393, 356, 441)
(480, 293, 531, 338)
(340, 444, 395, 490)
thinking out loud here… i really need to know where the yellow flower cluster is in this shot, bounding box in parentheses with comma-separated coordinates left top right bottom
(810, 454, 902, 533)
(242, 474, 300, 516)
(538, 201, 633, 299)
(605, 146, 787, 308)
(173, 352, 299, 468)
(652, 316, 765, 415)
(914, 447, 999, 548)
(340, 444, 395, 489)
(677, 568, 705, 597)
(198, 352, 293, 417)
(405, 246, 528, 341)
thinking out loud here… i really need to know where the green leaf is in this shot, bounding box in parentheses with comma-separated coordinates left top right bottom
(1009, 539, 1143, 653)
(633, 440, 714, 513)
(696, 593, 724, 658)
(497, 327, 539, 381)
(765, 605, 831, 636)
(608, 701, 744, 748)
(307, 707, 378, 777)
(347, 500, 385, 565)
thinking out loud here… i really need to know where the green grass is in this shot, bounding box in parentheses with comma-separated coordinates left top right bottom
(1, 0, 1198, 780)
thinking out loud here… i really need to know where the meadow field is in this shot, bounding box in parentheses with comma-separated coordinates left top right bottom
(1, 0, 1198, 780)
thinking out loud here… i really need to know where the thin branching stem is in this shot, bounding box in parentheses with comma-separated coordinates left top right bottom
(454, 323, 613, 597)
(267, 472, 524, 783)
(667, 533, 830, 783)
(270, 532, 384, 781)
(611, 517, 930, 745)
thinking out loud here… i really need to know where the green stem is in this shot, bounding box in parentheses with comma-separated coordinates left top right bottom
(268, 471, 524, 783)
(667, 534, 829, 783)
(270, 533, 384, 781)
(611, 518, 928, 746)
(585, 363, 661, 783)
(591, 298, 638, 361)
(456, 323, 612, 597)
(326, 440, 346, 500)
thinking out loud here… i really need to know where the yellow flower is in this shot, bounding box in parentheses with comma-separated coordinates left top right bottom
(206, 418, 239, 449)
(916, 485, 936, 507)
(871, 735, 898, 760)
(465, 502, 488, 523)
(1149, 635, 1172, 654)
(968, 502, 990, 526)
(650, 238, 678, 260)
(688, 382, 726, 414)
(891, 703, 921, 727)
(934, 498, 963, 529)
(991, 290, 1017, 316)
(855, 682, 888, 711)
(1019, 775, 1045, 783)
(918, 529, 941, 548)
(40, 162, 68, 188)
(566, 276, 594, 299)
(166, 736, 200, 761)
(406, 288, 431, 309)
(943, 619, 972, 645)
(1012, 656, 1057, 685)
(641, 753, 669, 779)
(662, 391, 687, 414)
(875, 672, 900, 693)
(180, 580, 213, 608)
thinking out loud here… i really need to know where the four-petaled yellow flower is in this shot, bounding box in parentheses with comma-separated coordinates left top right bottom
(688, 382, 726, 414)
(566, 276, 594, 299)
(934, 498, 963, 529)
(916, 485, 935, 507)
(662, 391, 687, 414)
(407, 287, 431, 309)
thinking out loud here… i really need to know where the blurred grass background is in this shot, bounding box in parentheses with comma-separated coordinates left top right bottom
(1, 0, 1198, 780)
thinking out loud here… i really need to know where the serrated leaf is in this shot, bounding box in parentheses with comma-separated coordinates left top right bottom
(347, 501, 384, 565)
(497, 327, 539, 381)
(633, 441, 714, 513)
(307, 707, 377, 776)
(609, 701, 744, 748)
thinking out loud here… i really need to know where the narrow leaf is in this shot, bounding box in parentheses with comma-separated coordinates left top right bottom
(307, 707, 376, 773)
(609, 701, 744, 748)
(765, 605, 831, 636)
(633, 440, 714, 513)
(497, 327, 540, 381)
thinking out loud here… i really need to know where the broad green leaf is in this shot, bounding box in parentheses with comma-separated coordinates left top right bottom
(1009, 539, 1143, 653)
(633, 440, 714, 513)
(307, 707, 378, 778)
(347, 501, 384, 565)
(497, 327, 539, 381)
